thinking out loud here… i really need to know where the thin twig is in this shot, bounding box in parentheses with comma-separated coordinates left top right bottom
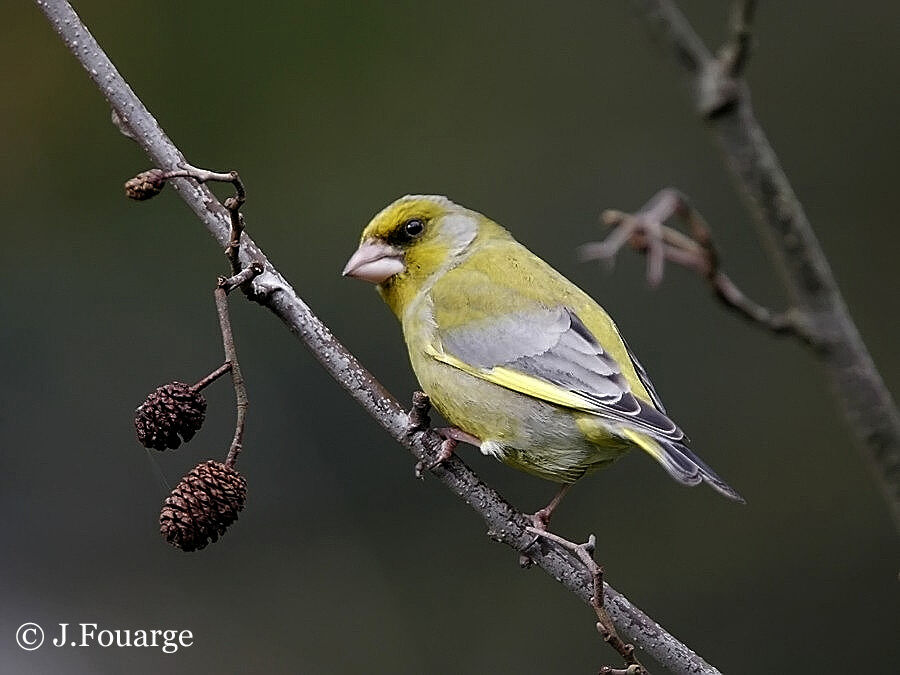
(160, 165, 247, 274)
(405, 391, 432, 434)
(215, 265, 263, 469)
(581, 188, 818, 346)
(161, 165, 240, 186)
(600, 667, 647, 675)
(631, 0, 900, 534)
(191, 362, 233, 392)
(718, 0, 757, 76)
(36, 1, 723, 672)
(527, 528, 648, 674)
(221, 262, 264, 294)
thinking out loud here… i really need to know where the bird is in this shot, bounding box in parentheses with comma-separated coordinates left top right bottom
(343, 195, 743, 527)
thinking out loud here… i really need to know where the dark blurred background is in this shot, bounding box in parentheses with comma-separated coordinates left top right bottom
(3, 1, 898, 672)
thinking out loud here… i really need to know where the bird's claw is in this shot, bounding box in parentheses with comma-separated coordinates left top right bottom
(413, 438, 456, 479)
(518, 513, 550, 567)
(531, 507, 553, 531)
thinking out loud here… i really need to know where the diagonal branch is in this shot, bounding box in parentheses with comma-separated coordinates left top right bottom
(631, 0, 900, 533)
(36, 0, 722, 672)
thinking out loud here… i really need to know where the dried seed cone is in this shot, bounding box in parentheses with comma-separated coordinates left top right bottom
(134, 381, 206, 450)
(124, 168, 166, 200)
(160, 460, 247, 551)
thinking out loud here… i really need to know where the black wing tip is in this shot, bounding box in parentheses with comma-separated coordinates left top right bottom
(668, 466, 746, 504)
(657, 438, 746, 504)
(705, 477, 746, 504)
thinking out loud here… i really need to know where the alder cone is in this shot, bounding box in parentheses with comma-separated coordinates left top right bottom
(159, 460, 247, 552)
(134, 381, 206, 450)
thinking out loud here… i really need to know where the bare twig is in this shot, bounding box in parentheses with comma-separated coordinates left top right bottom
(528, 528, 648, 674)
(601, 667, 648, 675)
(582, 188, 818, 346)
(161, 165, 241, 187)
(405, 391, 432, 435)
(718, 0, 757, 76)
(215, 265, 262, 469)
(36, 1, 723, 672)
(631, 0, 900, 533)
(148, 164, 248, 275)
(191, 362, 233, 392)
(221, 261, 265, 294)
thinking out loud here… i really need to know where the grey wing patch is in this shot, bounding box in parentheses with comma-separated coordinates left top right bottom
(439, 306, 683, 441)
(440, 306, 569, 369)
(509, 309, 632, 406)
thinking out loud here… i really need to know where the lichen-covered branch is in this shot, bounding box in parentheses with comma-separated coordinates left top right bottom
(35, 0, 722, 672)
(632, 0, 900, 533)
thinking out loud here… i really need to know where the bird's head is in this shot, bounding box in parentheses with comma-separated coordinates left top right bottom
(343, 195, 504, 315)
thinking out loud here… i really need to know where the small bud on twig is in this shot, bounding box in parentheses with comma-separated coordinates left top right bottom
(124, 168, 166, 200)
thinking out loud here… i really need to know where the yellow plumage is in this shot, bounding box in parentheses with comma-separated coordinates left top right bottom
(344, 195, 742, 502)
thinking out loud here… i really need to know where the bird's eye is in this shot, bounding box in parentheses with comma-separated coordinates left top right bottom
(403, 219, 425, 237)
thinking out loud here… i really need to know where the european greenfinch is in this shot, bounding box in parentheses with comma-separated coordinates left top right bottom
(343, 195, 742, 523)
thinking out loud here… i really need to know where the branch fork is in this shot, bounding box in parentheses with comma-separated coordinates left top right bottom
(527, 528, 647, 675)
(696, 0, 757, 117)
(581, 188, 818, 346)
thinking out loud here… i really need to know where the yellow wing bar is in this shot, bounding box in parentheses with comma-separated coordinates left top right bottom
(426, 345, 602, 414)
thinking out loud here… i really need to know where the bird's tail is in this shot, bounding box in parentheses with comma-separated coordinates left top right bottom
(621, 429, 745, 503)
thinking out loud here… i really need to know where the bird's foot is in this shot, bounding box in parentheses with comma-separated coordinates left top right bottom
(407, 392, 482, 478)
(518, 484, 575, 566)
(530, 505, 554, 531)
(414, 437, 457, 478)
(406, 391, 440, 478)
(518, 524, 542, 568)
(412, 426, 481, 479)
(518, 512, 556, 568)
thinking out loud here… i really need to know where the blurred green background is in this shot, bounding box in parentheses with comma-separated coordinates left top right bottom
(3, 1, 898, 672)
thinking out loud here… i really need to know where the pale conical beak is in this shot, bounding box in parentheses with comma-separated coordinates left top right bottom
(342, 239, 405, 283)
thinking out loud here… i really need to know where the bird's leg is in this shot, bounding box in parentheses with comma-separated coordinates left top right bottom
(531, 483, 573, 530)
(518, 483, 574, 567)
(437, 427, 481, 446)
(415, 427, 481, 478)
